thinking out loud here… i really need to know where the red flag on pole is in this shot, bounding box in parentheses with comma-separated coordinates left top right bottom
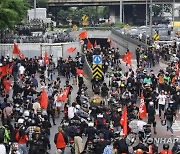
(122, 51, 132, 66)
(120, 106, 128, 135)
(44, 52, 49, 65)
(40, 88, 48, 109)
(78, 31, 87, 39)
(67, 47, 76, 53)
(13, 43, 20, 54)
(87, 39, 93, 49)
(139, 92, 147, 119)
(57, 87, 70, 102)
(94, 40, 97, 47)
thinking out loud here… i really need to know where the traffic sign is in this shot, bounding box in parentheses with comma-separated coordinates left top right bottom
(92, 64, 103, 79)
(93, 55, 102, 64)
(82, 15, 88, 21)
(153, 33, 160, 40)
(73, 25, 78, 31)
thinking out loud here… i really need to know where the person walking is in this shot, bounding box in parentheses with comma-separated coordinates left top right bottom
(54, 126, 68, 154)
(157, 91, 167, 119)
(74, 132, 84, 154)
(15, 128, 28, 154)
(165, 107, 175, 136)
(147, 102, 157, 134)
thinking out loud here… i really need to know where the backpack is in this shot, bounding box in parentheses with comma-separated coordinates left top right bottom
(103, 145, 113, 154)
(96, 117, 106, 126)
(0, 127, 5, 143)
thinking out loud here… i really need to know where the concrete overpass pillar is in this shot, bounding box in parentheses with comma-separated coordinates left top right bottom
(109, 6, 116, 24)
(109, 5, 122, 23)
(120, 0, 123, 23)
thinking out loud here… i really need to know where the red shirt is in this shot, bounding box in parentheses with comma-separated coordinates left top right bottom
(16, 132, 28, 144)
(159, 150, 172, 154)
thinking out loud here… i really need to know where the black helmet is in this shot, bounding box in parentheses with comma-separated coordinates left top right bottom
(163, 143, 169, 150)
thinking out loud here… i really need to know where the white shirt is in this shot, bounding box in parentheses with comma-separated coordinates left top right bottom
(19, 65, 25, 75)
(0, 144, 6, 154)
(33, 102, 41, 114)
(68, 106, 76, 119)
(157, 94, 167, 105)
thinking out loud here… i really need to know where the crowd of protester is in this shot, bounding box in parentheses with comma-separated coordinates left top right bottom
(0, 39, 179, 154)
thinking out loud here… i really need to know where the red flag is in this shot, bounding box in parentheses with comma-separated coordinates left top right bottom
(120, 106, 128, 135)
(13, 43, 20, 54)
(0, 65, 9, 78)
(78, 31, 87, 39)
(44, 52, 49, 65)
(67, 47, 76, 53)
(76, 68, 86, 76)
(57, 87, 70, 102)
(122, 51, 132, 66)
(3, 78, 12, 95)
(107, 38, 111, 43)
(40, 88, 48, 109)
(139, 92, 147, 119)
(87, 39, 93, 49)
(94, 40, 97, 47)
(7, 65, 13, 75)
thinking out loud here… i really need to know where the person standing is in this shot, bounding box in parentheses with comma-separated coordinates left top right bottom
(136, 46, 141, 67)
(54, 126, 68, 154)
(157, 91, 167, 119)
(165, 107, 175, 136)
(147, 102, 157, 134)
(101, 83, 109, 106)
(74, 132, 84, 154)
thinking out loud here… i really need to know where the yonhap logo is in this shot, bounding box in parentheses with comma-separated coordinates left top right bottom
(146, 137, 180, 145)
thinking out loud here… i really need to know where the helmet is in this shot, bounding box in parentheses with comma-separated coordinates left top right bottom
(88, 122, 94, 127)
(18, 118, 24, 124)
(149, 101, 154, 106)
(23, 110, 29, 117)
(163, 143, 169, 150)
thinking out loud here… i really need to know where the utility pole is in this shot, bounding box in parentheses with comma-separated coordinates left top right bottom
(150, 0, 153, 42)
(34, 0, 37, 19)
(145, 0, 148, 44)
(172, 0, 175, 40)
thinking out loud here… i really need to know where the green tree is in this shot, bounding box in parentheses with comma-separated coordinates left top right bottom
(152, 4, 171, 17)
(0, 0, 29, 30)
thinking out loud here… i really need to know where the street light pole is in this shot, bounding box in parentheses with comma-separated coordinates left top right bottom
(34, 0, 37, 19)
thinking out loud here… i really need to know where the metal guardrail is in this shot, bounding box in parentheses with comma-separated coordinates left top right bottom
(111, 28, 148, 49)
(82, 54, 93, 80)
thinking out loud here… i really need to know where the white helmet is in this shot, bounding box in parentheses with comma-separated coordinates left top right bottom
(149, 101, 154, 106)
(18, 118, 24, 124)
(88, 122, 94, 127)
(23, 110, 29, 117)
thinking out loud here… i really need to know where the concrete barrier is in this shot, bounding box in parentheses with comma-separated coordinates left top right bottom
(110, 28, 148, 58)
(0, 42, 82, 65)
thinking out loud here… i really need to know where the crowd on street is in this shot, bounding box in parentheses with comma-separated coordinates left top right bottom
(0, 37, 179, 154)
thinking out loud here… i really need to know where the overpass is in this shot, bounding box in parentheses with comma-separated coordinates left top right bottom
(48, 0, 178, 6)
(48, 0, 179, 25)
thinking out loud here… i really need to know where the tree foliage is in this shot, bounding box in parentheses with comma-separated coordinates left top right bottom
(0, 0, 29, 30)
(57, 6, 108, 25)
(152, 4, 171, 17)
